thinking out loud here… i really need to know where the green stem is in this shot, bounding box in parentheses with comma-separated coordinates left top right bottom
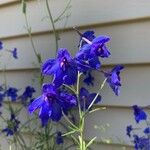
(76, 71, 82, 118)
(45, 0, 58, 54)
(87, 78, 107, 111)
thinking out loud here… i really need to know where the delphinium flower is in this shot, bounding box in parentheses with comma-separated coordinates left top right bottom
(6, 87, 18, 101)
(133, 105, 147, 123)
(19, 86, 35, 104)
(126, 105, 150, 150)
(76, 31, 110, 70)
(2, 113, 20, 136)
(29, 83, 77, 126)
(11, 48, 18, 59)
(103, 65, 124, 96)
(42, 48, 78, 87)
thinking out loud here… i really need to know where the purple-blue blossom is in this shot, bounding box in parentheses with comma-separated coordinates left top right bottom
(104, 65, 124, 96)
(133, 105, 147, 123)
(20, 86, 35, 101)
(11, 48, 18, 59)
(76, 35, 110, 69)
(42, 48, 78, 87)
(28, 83, 77, 126)
(6, 87, 18, 101)
(126, 125, 133, 137)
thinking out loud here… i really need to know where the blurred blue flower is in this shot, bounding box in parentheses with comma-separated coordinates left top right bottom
(6, 87, 18, 101)
(20, 86, 35, 101)
(144, 127, 150, 134)
(2, 113, 20, 136)
(42, 48, 78, 87)
(0, 41, 3, 50)
(11, 48, 18, 59)
(28, 83, 76, 126)
(133, 105, 147, 123)
(79, 87, 101, 110)
(126, 125, 133, 137)
(133, 135, 149, 150)
(104, 65, 124, 96)
(56, 131, 63, 145)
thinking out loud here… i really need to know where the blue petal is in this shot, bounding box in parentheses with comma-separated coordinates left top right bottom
(39, 101, 52, 126)
(63, 66, 77, 85)
(92, 35, 110, 44)
(53, 69, 64, 87)
(42, 83, 56, 95)
(88, 56, 101, 69)
(42, 59, 58, 75)
(28, 96, 43, 113)
(51, 102, 62, 121)
(57, 48, 71, 61)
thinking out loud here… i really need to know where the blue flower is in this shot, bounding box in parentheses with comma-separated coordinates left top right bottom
(83, 71, 94, 86)
(133, 135, 150, 150)
(20, 86, 35, 101)
(28, 83, 76, 126)
(133, 105, 147, 123)
(104, 65, 124, 96)
(0, 41, 3, 50)
(11, 48, 18, 59)
(76, 35, 110, 69)
(144, 127, 150, 134)
(6, 87, 18, 101)
(56, 131, 63, 145)
(79, 30, 96, 47)
(79, 88, 101, 110)
(126, 125, 133, 137)
(42, 48, 78, 87)
(2, 114, 20, 136)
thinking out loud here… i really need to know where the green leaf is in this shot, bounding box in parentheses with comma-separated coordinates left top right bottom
(62, 129, 77, 136)
(86, 137, 97, 149)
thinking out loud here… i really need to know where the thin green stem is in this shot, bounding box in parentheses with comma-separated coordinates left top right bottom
(76, 71, 82, 118)
(45, 0, 58, 54)
(87, 78, 107, 111)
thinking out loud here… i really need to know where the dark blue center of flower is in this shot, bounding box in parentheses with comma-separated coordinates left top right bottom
(46, 93, 56, 103)
(60, 57, 69, 71)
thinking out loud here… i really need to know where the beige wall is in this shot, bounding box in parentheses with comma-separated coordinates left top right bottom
(1, 0, 150, 149)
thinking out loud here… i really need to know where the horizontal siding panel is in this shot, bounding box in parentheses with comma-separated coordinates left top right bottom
(1, 20, 150, 69)
(87, 65, 150, 106)
(1, 65, 150, 107)
(0, 0, 150, 37)
(85, 107, 148, 146)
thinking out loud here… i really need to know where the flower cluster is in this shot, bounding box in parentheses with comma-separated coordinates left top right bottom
(126, 105, 150, 150)
(29, 30, 124, 126)
(0, 85, 35, 137)
(0, 85, 35, 104)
